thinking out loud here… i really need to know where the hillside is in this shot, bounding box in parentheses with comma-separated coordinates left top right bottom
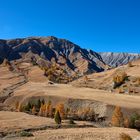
(0, 58, 140, 139)
(0, 37, 140, 140)
(73, 58, 140, 94)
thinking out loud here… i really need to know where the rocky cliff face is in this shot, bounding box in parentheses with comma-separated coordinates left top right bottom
(0, 36, 107, 75)
(100, 52, 140, 67)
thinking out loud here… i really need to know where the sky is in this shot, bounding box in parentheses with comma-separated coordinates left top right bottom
(0, 0, 140, 53)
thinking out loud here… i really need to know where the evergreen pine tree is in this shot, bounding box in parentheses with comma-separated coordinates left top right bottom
(54, 110, 61, 124)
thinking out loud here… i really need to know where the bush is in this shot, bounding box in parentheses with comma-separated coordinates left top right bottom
(15, 101, 20, 111)
(69, 118, 75, 124)
(54, 110, 61, 124)
(113, 71, 127, 89)
(130, 113, 140, 128)
(25, 102, 32, 112)
(128, 62, 133, 67)
(31, 106, 36, 115)
(77, 107, 95, 121)
(37, 99, 41, 110)
(137, 77, 140, 85)
(124, 117, 130, 128)
(19, 131, 33, 137)
(120, 133, 132, 140)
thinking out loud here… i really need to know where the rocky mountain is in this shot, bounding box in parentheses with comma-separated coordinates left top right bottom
(0, 36, 107, 75)
(100, 52, 140, 67)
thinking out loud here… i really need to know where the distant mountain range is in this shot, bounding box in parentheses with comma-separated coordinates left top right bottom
(0, 36, 139, 74)
(99, 52, 140, 67)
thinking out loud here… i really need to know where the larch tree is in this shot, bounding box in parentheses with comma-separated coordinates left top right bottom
(56, 103, 65, 119)
(111, 106, 124, 127)
(31, 106, 36, 115)
(46, 100, 52, 117)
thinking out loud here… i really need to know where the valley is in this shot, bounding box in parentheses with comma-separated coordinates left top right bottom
(0, 37, 140, 140)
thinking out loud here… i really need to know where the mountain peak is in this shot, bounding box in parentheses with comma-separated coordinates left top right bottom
(0, 36, 106, 75)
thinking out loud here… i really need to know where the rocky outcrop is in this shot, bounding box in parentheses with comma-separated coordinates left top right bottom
(100, 52, 140, 67)
(0, 36, 106, 75)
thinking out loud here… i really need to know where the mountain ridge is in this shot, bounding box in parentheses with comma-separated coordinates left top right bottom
(0, 36, 140, 74)
(0, 36, 106, 75)
(100, 52, 140, 67)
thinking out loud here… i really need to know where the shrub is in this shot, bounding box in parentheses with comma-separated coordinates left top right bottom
(36, 99, 41, 109)
(8, 65, 14, 71)
(113, 71, 127, 89)
(54, 110, 61, 124)
(19, 131, 33, 137)
(84, 75, 89, 84)
(43, 64, 71, 84)
(77, 107, 95, 121)
(118, 88, 125, 94)
(18, 103, 23, 112)
(15, 101, 20, 111)
(124, 117, 130, 128)
(137, 77, 140, 85)
(120, 133, 132, 140)
(130, 113, 140, 128)
(25, 102, 32, 112)
(135, 120, 140, 130)
(111, 106, 124, 127)
(31, 106, 36, 115)
(128, 62, 133, 67)
(69, 118, 75, 124)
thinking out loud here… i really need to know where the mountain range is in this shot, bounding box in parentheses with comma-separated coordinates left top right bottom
(0, 36, 140, 74)
(100, 52, 140, 67)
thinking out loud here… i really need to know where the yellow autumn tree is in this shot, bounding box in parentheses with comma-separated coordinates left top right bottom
(31, 106, 36, 115)
(39, 103, 46, 116)
(113, 71, 127, 89)
(137, 77, 140, 85)
(56, 103, 65, 119)
(15, 101, 20, 111)
(111, 106, 124, 127)
(18, 103, 23, 112)
(46, 100, 52, 117)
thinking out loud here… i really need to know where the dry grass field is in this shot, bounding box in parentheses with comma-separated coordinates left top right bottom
(2, 127, 140, 140)
(4, 82, 140, 110)
(0, 112, 139, 140)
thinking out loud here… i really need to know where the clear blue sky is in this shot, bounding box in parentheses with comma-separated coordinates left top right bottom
(0, 0, 140, 53)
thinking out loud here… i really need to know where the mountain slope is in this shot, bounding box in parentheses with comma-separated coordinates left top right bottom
(0, 36, 107, 75)
(100, 52, 140, 67)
